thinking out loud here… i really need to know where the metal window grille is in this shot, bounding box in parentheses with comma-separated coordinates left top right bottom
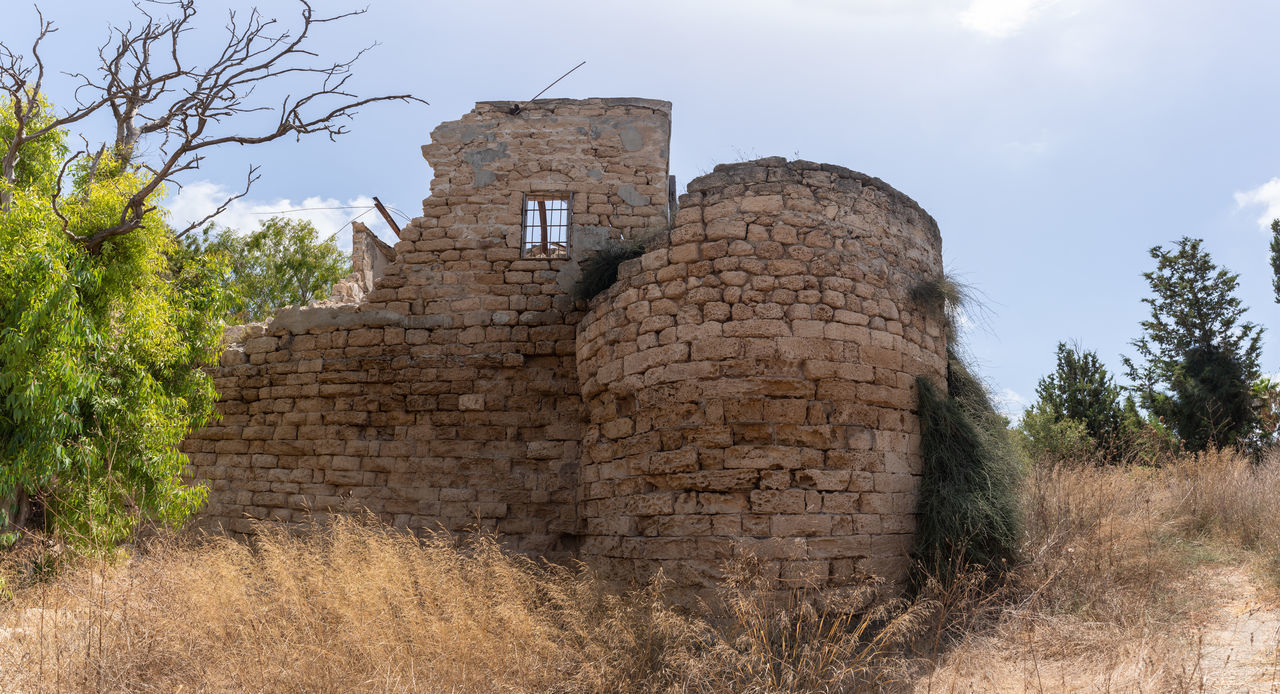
(522, 194, 571, 258)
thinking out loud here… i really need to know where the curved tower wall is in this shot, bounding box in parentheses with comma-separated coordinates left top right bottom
(575, 158, 946, 590)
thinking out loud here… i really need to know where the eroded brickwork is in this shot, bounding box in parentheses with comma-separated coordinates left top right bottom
(184, 99, 945, 589)
(575, 159, 946, 591)
(184, 98, 672, 556)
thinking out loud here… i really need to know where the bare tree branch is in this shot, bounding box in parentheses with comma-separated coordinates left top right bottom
(51, 149, 83, 235)
(173, 165, 260, 239)
(0, 0, 426, 252)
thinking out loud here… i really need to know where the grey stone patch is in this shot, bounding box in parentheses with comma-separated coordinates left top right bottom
(587, 169, 603, 181)
(405, 313, 454, 329)
(618, 184, 649, 207)
(463, 143, 508, 166)
(462, 142, 509, 188)
(430, 121, 495, 145)
(571, 226, 615, 256)
(589, 125, 602, 139)
(620, 125, 643, 152)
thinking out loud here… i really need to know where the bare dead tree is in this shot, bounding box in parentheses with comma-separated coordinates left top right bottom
(0, 0, 424, 253)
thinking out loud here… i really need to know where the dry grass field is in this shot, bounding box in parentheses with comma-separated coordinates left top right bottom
(4, 451, 1280, 693)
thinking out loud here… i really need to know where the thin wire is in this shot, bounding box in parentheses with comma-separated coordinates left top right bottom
(251, 203, 415, 226)
(385, 205, 413, 222)
(249, 205, 374, 214)
(321, 207, 378, 246)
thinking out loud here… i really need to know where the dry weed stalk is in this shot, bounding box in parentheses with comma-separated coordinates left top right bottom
(0, 517, 931, 693)
(7, 451, 1280, 692)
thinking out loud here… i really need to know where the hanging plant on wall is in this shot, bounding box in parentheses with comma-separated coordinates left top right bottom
(574, 239, 646, 301)
(909, 274, 1023, 584)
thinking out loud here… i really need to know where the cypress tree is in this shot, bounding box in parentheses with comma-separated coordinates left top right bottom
(1124, 237, 1262, 451)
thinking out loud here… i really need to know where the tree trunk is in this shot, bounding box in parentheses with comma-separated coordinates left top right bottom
(2, 486, 31, 533)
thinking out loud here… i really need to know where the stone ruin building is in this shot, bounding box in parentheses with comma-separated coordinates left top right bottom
(183, 97, 947, 593)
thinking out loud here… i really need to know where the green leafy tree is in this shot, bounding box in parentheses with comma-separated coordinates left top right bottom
(0, 0, 415, 548)
(186, 218, 349, 323)
(1167, 344, 1256, 452)
(0, 109, 233, 547)
(1123, 237, 1263, 451)
(1029, 342, 1123, 445)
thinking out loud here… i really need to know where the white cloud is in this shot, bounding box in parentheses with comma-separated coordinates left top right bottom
(994, 388, 1030, 421)
(167, 180, 403, 251)
(959, 0, 1056, 38)
(1234, 178, 1280, 231)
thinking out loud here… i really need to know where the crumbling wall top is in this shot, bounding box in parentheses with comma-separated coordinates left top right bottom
(685, 157, 940, 244)
(473, 97, 673, 114)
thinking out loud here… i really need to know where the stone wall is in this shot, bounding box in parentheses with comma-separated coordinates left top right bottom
(184, 98, 947, 591)
(183, 98, 673, 556)
(575, 159, 946, 592)
(329, 221, 396, 303)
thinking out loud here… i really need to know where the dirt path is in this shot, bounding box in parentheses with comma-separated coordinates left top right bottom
(1192, 566, 1280, 693)
(913, 564, 1280, 693)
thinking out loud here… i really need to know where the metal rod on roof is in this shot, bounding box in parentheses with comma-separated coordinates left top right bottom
(508, 61, 587, 115)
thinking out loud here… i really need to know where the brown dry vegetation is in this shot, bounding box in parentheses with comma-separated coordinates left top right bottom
(4, 451, 1280, 693)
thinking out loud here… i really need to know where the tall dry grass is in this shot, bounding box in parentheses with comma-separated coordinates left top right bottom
(0, 518, 934, 693)
(921, 449, 1280, 692)
(1173, 449, 1280, 582)
(6, 450, 1280, 693)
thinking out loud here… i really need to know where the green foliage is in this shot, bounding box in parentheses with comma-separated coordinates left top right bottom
(574, 240, 645, 301)
(184, 217, 348, 322)
(1031, 343, 1123, 446)
(1124, 237, 1263, 452)
(1252, 377, 1280, 448)
(1017, 342, 1127, 464)
(0, 95, 67, 196)
(1166, 344, 1257, 452)
(1015, 410, 1097, 463)
(1112, 396, 1180, 466)
(912, 350, 1024, 581)
(1271, 219, 1280, 304)
(0, 100, 232, 549)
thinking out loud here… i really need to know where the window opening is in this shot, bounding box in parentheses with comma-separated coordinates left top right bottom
(522, 194, 571, 258)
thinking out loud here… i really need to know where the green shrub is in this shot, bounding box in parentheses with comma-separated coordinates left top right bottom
(1015, 410, 1097, 463)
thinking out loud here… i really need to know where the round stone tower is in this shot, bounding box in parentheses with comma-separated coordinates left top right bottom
(574, 157, 946, 594)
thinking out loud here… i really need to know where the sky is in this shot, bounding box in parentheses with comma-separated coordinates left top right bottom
(5, 0, 1280, 418)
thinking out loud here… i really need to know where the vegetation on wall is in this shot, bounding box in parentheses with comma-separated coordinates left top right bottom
(913, 353, 1023, 581)
(910, 274, 1022, 581)
(574, 239, 646, 301)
